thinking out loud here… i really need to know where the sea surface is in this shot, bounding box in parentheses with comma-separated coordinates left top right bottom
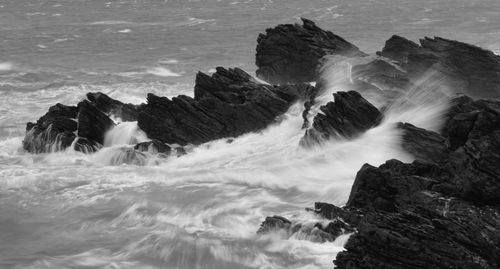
(1, 0, 500, 268)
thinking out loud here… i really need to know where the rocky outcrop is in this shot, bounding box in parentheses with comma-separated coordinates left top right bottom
(23, 103, 79, 153)
(87, 92, 139, 121)
(25, 67, 313, 153)
(23, 100, 115, 153)
(261, 95, 500, 269)
(301, 91, 383, 146)
(378, 35, 500, 99)
(138, 67, 314, 145)
(398, 122, 449, 163)
(256, 18, 365, 84)
(335, 159, 500, 269)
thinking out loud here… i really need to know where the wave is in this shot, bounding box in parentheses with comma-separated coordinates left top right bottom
(146, 66, 182, 77)
(89, 20, 132, 25)
(0, 62, 13, 71)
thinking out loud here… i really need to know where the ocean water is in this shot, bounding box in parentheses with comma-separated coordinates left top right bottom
(0, 0, 499, 268)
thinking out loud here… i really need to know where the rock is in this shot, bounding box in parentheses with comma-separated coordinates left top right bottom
(76, 100, 115, 149)
(87, 92, 139, 121)
(23, 100, 114, 153)
(301, 91, 383, 146)
(257, 215, 292, 234)
(346, 159, 447, 212)
(23, 103, 78, 153)
(333, 157, 500, 269)
(379, 36, 500, 99)
(138, 67, 313, 145)
(257, 214, 354, 243)
(336, 201, 500, 269)
(398, 122, 450, 163)
(26, 67, 312, 153)
(376, 35, 422, 64)
(408, 95, 500, 204)
(260, 93, 500, 268)
(256, 18, 366, 84)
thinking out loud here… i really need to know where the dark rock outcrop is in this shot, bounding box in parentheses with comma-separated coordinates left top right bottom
(23, 103, 78, 153)
(259, 95, 500, 269)
(256, 18, 365, 84)
(376, 35, 422, 64)
(87, 92, 139, 121)
(378, 35, 500, 99)
(301, 91, 383, 146)
(398, 122, 449, 163)
(23, 100, 114, 153)
(25, 67, 313, 153)
(138, 67, 314, 145)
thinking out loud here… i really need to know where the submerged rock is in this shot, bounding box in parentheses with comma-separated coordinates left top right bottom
(138, 67, 313, 145)
(256, 18, 365, 84)
(301, 91, 383, 146)
(134, 140, 172, 155)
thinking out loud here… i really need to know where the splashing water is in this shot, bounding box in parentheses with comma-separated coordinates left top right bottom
(104, 122, 149, 147)
(0, 53, 451, 268)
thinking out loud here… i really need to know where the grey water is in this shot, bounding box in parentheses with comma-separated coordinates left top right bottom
(1, 0, 500, 268)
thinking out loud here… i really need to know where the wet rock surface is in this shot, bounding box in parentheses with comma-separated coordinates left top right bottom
(256, 18, 365, 84)
(378, 35, 500, 99)
(301, 91, 383, 146)
(138, 67, 313, 145)
(261, 95, 500, 269)
(24, 67, 313, 153)
(23, 99, 115, 153)
(87, 92, 139, 121)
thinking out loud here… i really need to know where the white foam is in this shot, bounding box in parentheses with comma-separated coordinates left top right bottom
(104, 122, 149, 147)
(0, 62, 13, 71)
(117, 29, 132, 33)
(146, 66, 182, 77)
(89, 20, 131, 25)
(158, 59, 179, 64)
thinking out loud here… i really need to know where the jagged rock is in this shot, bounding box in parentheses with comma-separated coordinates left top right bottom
(257, 215, 292, 234)
(378, 36, 500, 99)
(76, 100, 115, 148)
(87, 92, 139, 121)
(260, 93, 500, 268)
(23, 100, 114, 153)
(335, 201, 500, 269)
(256, 18, 366, 84)
(301, 91, 383, 146)
(333, 158, 500, 269)
(347, 159, 448, 212)
(138, 67, 313, 145)
(439, 99, 500, 204)
(376, 35, 422, 64)
(23, 103, 78, 153)
(398, 122, 449, 163)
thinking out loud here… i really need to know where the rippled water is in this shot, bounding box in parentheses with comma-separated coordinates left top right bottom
(1, 0, 499, 268)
